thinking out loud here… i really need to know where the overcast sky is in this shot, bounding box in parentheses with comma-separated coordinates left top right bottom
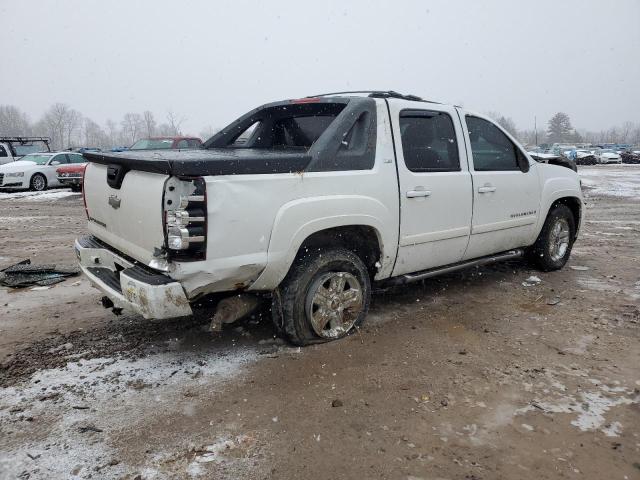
(2, 0, 639, 135)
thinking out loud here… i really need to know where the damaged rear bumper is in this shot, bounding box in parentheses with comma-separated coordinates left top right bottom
(74, 235, 192, 319)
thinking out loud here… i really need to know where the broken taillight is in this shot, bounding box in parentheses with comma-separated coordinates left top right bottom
(165, 177, 207, 260)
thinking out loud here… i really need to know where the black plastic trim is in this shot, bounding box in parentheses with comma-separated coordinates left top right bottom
(86, 267, 122, 293)
(84, 149, 311, 177)
(122, 266, 174, 285)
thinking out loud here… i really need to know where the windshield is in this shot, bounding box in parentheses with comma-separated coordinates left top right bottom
(130, 139, 174, 150)
(601, 149, 615, 154)
(21, 154, 53, 165)
(12, 143, 49, 156)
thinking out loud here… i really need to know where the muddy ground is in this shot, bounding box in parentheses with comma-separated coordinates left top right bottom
(0, 166, 639, 480)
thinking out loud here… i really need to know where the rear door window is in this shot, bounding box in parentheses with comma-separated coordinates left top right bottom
(399, 110, 460, 172)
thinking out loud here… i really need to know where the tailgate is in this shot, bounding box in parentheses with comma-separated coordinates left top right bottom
(84, 163, 168, 264)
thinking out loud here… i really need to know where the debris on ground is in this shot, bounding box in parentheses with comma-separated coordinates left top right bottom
(0, 259, 80, 288)
(570, 265, 590, 271)
(210, 295, 262, 332)
(522, 275, 542, 286)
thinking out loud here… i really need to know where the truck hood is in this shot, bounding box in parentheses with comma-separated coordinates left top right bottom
(0, 160, 37, 172)
(84, 148, 312, 176)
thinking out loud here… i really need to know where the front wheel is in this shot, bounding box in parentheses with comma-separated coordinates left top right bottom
(528, 204, 576, 271)
(30, 173, 47, 191)
(272, 247, 371, 346)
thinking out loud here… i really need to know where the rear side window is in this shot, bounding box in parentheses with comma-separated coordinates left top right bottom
(399, 110, 460, 172)
(177, 139, 189, 149)
(211, 102, 346, 150)
(466, 116, 522, 171)
(272, 116, 336, 148)
(69, 154, 85, 163)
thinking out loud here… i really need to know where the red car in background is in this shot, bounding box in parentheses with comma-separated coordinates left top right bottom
(129, 136, 203, 150)
(57, 163, 87, 192)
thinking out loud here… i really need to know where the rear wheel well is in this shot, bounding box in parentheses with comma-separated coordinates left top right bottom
(296, 226, 382, 278)
(548, 197, 581, 239)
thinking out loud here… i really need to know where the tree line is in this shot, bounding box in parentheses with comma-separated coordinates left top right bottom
(486, 111, 640, 146)
(0, 103, 638, 151)
(0, 104, 217, 151)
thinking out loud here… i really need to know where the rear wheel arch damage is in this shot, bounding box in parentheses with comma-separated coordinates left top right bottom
(294, 225, 383, 279)
(271, 226, 381, 345)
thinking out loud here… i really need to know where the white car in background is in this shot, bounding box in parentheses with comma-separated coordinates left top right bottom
(0, 151, 86, 191)
(595, 149, 622, 164)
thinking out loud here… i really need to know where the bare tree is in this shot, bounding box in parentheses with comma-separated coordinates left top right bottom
(121, 113, 144, 144)
(83, 117, 109, 147)
(0, 105, 31, 135)
(37, 103, 71, 149)
(65, 109, 81, 148)
(143, 111, 156, 138)
(156, 123, 173, 136)
(105, 119, 119, 146)
(166, 110, 185, 136)
(199, 125, 218, 140)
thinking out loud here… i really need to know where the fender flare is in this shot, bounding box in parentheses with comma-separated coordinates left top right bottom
(533, 188, 583, 239)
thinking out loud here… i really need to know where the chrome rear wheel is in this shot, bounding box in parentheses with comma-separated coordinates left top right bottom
(306, 271, 363, 339)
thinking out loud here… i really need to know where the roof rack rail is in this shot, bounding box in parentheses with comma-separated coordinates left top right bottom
(306, 90, 441, 104)
(0, 136, 51, 143)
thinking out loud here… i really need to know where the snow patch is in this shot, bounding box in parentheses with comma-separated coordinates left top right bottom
(0, 189, 79, 201)
(0, 348, 258, 479)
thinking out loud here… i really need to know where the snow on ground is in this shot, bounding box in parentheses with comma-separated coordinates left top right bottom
(0, 188, 79, 201)
(578, 164, 640, 199)
(0, 347, 259, 479)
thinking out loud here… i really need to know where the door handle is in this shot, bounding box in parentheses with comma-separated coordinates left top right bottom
(478, 185, 496, 193)
(406, 190, 432, 198)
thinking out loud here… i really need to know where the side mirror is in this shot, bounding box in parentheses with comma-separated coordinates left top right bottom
(51, 160, 60, 165)
(517, 151, 530, 173)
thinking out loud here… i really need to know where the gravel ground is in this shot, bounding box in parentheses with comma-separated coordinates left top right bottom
(1, 166, 639, 480)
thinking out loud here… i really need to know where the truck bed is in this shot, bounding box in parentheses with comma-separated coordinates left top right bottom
(83, 148, 312, 176)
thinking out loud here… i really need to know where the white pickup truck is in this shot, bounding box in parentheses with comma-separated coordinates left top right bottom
(76, 91, 583, 345)
(0, 136, 51, 165)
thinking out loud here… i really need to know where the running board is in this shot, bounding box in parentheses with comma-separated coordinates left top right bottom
(383, 249, 525, 286)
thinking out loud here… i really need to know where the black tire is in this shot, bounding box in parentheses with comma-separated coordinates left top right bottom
(528, 204, 576, 271)
(70, 185, 81, 193)
(272, 247, 371, 346)
(30, 173, 47, 192)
